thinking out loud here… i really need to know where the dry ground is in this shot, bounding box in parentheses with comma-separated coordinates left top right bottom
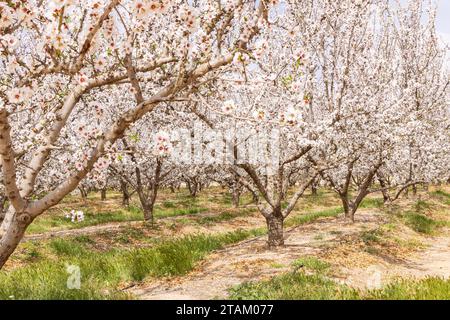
(4, 186, 449, 299)
(132, 222, 449, 299)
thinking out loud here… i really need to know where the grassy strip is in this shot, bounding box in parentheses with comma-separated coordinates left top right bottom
(285, 207, 343, 227)
(196, 208, 256, 225)
(229, 257, 450, 300)
(229, 270, 450, 300)
(399, 200, 450, 235)
(27, 205, 208, 234)
(229, 272, 360, 300)
(2, 206, 346, 300)
(0, 229, 264, 300)
(430, 190, 450, 205)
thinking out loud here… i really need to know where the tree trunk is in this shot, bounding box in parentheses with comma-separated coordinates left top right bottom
(231, 188, 240, 208)
(340, 196, 356, 222)
(142, 203, 154, 225)
(120, 180, 130, 207)
(79, 186, 88, 203)
(252, 192, 258, 204)
(0, 207, 32, 269)
(143, 183, 159, 225)
(343, 202, 357, 222)
(311, 183, 318, 196)
(101, 188, 107, 201)
(187, 181, 198, 197)
(266, 214, 284, 247)
(377, 176, 391, 203)
(0, 196, 7, 221)
(380, 189, 390, 203)
(404, 187, 409, 198)
(0, 198, 6, 224)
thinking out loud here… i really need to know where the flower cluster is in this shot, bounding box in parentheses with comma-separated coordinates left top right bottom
(133, 0, 168, 19)
(178, 5, 199, 31)
(153, 131, 172, 157)
(65, 210, 85, 223)
(222, 100, 236, 115)
(6, 87, 33, 104)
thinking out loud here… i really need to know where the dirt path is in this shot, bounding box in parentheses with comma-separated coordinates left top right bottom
(338, 232, 450, 289)
(24, 221, 143, 242)
(23, 209, 257, 242)
(131, 211, 384, 300)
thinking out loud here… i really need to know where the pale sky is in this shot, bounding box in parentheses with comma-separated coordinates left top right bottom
(436, 0, 450, 32)
(436, 0, 450, 44)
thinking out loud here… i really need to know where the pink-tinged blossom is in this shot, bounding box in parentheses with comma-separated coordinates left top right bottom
(222, 100, 236, 114)
(77, 73, 90, 87)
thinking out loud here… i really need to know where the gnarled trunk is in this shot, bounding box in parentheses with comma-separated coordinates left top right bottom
(266, 213, 284, 247)
(142, 184, 159, 225)
(344, 205, 357, 222)
(142, 202, 154, 224)
(101, 188, 107, 201)
(120, 180, 130, 207)
(78, 186, 88, 203)
(412, 184, 417, 196)
(340, 196, 356, 222)
(0, 206, 5, 225)
(0, 196, 7, 223)
(231, 188, 240, 208)
(0, 207, 32, 269)
(377, 175, 391, 203)
(187, 180, 198, 197)
(311, 178, 319, 196)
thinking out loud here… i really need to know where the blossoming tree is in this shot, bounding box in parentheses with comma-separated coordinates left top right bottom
(0, 0, 272, 268)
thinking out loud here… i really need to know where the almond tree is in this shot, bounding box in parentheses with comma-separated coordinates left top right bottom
(189, 76, 320, 247)
(109, 119, 174, 223)
(289, 0, 449, 221)
(0, 0, 272, 269)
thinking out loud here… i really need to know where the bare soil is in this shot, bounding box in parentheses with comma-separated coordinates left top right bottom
(337, 231, 450, 289)
(131, 210, 450, 300)
(23, 208, 262, 242)
(131, 210, 386, 300)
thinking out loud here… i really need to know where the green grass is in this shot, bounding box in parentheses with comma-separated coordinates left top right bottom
(0, 229, 264, 300)
(300, 190, 340, 208)
(27, 205, 208, 234)
(404, 212, 438, 234)
(27, 208, 143, 234)
(292, 256, 331, 274)
(285, 207, 343, 227)
(393, 198, 450, 235)
(361, 229, 384, 245)
(162, 201, 176, 208)
(285, 197, 384, 229)
(229, 256, 450, 300)
(2, 204, 348, 300)
(50, 239, 89, 257)
(360, 198, 384, 209)
(229, 272, 359, 300)
(196, 208, 255, 225)
(155, 207, 208, 218)
(430, 190, 450, 205)
(414, 200, 432, 212)
(229, 271, 450, 300)
(432, 190, 450, 198)
(365, 277, 450, 300)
